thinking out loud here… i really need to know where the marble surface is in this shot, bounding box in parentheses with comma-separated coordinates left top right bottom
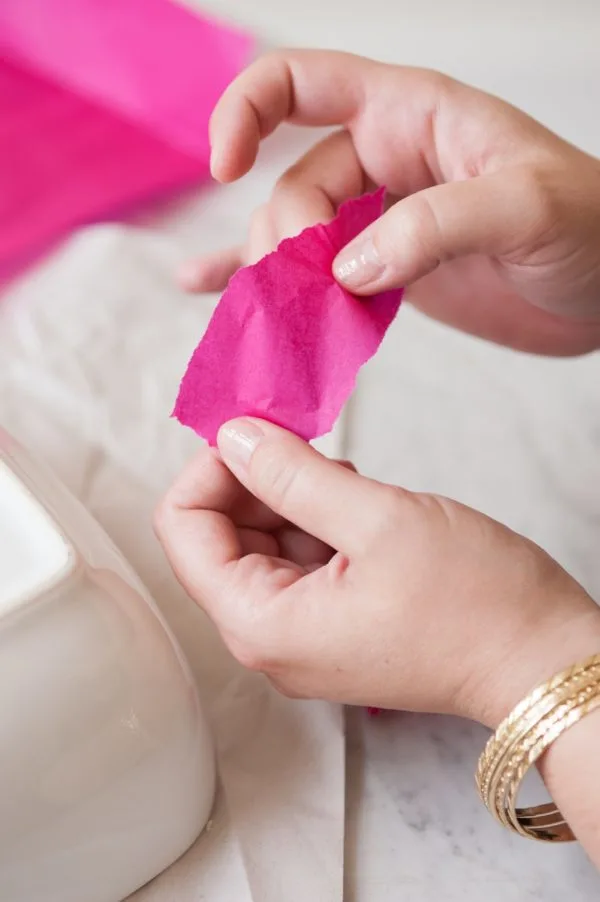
(2, 0, 600, 899)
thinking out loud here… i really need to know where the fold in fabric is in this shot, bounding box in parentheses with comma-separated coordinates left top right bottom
(174, 189, 404, 443)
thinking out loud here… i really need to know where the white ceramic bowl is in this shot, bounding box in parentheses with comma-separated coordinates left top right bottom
(0, 429, 215, 902)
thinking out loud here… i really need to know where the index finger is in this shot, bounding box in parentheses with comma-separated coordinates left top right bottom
(155, 446, 313, 619)
(154, 450, 242, 599)
(209, 49, 378, 182)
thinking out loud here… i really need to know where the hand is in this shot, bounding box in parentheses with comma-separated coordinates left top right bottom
(180, 50, 600, 356)
(155, 418, 600, 727)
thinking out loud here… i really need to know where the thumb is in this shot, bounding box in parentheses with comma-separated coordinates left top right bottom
(333, 171, 536, 293)
(216, 417, 389, 554)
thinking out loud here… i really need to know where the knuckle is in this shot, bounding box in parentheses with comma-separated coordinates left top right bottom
(257, 47, 288, 69)
(505, 165, 563, 254)
(521, 166, 550, 208)
(270, 677, 306, 700)
(225, 626, 287, 676)
(267, 462, 302, 512)
(406, 192, 445, 266)
(251, 444, 306, 513)
(223, 620, 275, 674)
(421, 67, 453, 95)
(274, 166, 303, 196)
(379, 192, 445, 274)
(371, 485, 443, 542)
(231, 553, 299, 598)
(521, 166, 561, 221)
(372, 485, 412, 532)
(227, 637, 267, 673)
(220, 562, 299, 673)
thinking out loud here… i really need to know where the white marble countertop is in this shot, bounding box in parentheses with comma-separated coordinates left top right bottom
(2, 1, 600, 899)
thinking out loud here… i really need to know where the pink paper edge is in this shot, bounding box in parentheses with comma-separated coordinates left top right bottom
(172, 189, 402, 442)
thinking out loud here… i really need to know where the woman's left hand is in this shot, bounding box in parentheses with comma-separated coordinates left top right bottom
(155, 418, 600, 728)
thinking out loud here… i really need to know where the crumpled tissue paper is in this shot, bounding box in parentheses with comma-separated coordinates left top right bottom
(174, 188, 403, 443)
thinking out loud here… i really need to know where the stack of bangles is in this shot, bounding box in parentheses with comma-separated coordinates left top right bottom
(476, 653, 600, 842)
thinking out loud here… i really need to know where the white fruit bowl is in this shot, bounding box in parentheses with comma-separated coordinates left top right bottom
(0, 428, 215, 902)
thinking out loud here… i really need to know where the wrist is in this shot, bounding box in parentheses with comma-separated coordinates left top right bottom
(536, 696, 600, 860)
(460, 581, 600, 730)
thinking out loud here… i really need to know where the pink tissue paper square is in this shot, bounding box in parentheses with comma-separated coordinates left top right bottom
(0, 0, 254, 281)
(174, 189, 404, 444)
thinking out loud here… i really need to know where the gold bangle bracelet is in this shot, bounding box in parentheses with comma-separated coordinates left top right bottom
(476, 653, 600, 842)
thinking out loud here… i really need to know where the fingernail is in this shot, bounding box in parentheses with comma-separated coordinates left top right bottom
(209, 142, 225, 182)
(218, 419, 264, 467)
(334, 235, 383, 288)
(209, 139, 220, 178)
(209, 146, 217, 178)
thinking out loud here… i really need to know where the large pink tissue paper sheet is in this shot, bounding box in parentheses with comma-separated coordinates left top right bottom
(174, 189, 403, 443)
(0, 0, 254, 281)
(0, 58, 205, 279)
(0, 0, 254, 159)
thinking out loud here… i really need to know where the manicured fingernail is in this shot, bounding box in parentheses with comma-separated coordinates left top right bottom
(209, 142, 225, 181)
(334, 235, 383, 288)
(209, 138, 219, 177)
(218, 419, 264, 467)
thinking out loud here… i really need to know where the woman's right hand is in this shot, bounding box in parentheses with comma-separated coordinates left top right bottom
(181, 50, 600, 356)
